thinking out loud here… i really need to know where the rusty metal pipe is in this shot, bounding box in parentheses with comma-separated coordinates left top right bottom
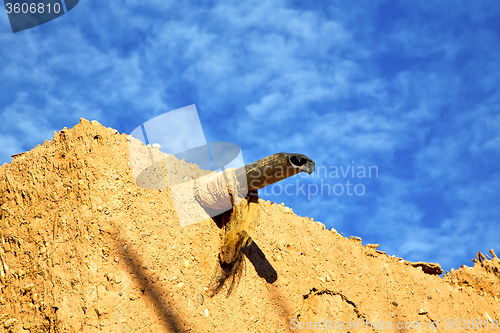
(195, 153, 315, 210)
(243, 152, 315, 192)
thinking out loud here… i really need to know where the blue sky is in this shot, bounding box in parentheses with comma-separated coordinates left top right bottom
(1, 0, 499, 273)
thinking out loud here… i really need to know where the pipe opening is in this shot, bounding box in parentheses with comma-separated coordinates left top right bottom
(290, 155, 308, 167)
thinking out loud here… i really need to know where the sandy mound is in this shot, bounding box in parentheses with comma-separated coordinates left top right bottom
(0, 119, 499, 332)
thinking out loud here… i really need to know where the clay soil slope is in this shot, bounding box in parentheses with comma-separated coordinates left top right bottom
(0, 119, 499, 333)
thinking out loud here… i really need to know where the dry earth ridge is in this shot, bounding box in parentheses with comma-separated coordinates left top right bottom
(0, 118, 499, 332)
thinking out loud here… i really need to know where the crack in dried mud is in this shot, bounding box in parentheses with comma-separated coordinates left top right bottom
(301, 287, 366, 321)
